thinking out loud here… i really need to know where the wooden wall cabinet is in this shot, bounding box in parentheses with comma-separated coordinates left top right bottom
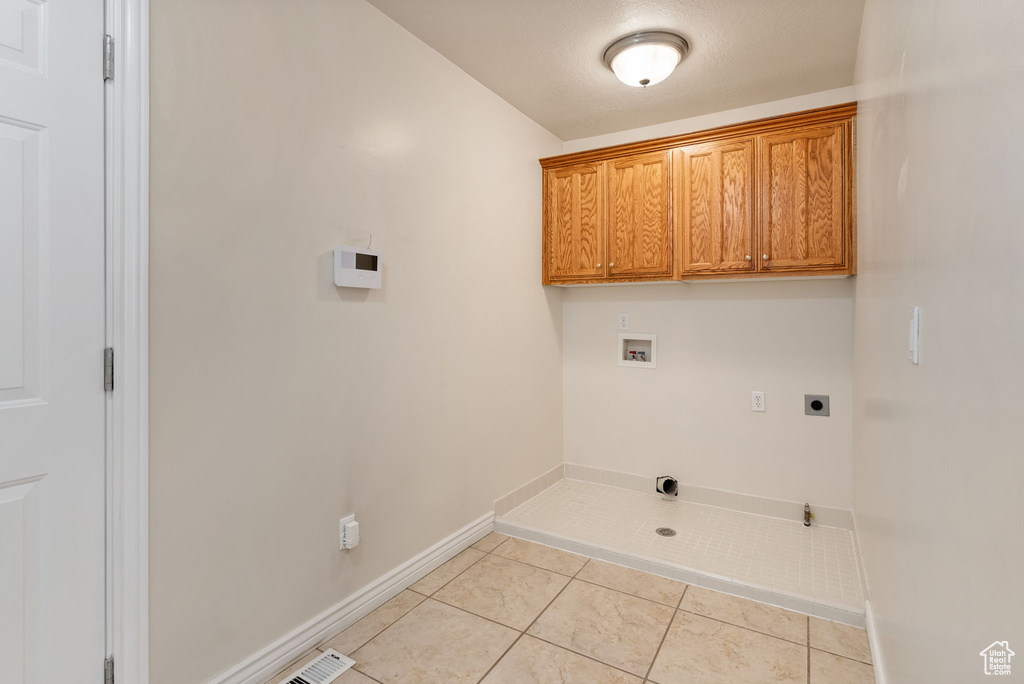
(542, 153, 672, 284)
(540, 103, 856, 285)
(758, 123, 850, 274)
(543, 163, 604, 282)
(675, 138, 756, 276)
(607, 151, 672, 279)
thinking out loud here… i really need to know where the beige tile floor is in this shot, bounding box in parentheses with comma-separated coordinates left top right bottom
(261, 533, 875, 684)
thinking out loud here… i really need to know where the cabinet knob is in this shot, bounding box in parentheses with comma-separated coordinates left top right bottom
(762, 254, 769, 260)
(596, 263, 601, 268)
(609, 262, 614, 267)
(745, 255, 751, 261)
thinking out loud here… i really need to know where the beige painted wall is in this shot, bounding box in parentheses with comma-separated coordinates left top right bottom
(853, 1, 1024, 681)
(560, 91, 857, 509)
(148, 2, 563, 682)
(562, 281, 854, 507)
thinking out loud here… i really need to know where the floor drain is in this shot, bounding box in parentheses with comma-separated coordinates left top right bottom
(656, 527, 676, 537)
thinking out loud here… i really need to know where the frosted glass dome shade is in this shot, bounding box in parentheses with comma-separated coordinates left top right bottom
(604, 32, 689, 88)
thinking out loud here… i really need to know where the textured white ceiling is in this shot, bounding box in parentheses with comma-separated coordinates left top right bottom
(365, 0, 866, 140)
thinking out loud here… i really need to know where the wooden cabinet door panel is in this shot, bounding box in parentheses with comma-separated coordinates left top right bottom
(678, 139, 755, 274)
(759, 123, 848, 270)
(607, 152, 672, 277)
(545, 164, 604, 281)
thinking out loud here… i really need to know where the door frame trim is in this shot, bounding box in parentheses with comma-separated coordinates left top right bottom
(106, 0, 149, 682)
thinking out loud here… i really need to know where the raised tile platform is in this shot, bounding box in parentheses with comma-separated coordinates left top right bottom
(496, 479, 865, 626)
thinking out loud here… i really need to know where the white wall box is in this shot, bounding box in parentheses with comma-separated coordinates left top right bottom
(618, 333, 657, 368)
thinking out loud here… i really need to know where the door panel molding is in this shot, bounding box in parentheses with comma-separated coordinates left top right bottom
(0, 476, 42, 684)
(0, 117, 46, 406)
(106, 0, 149, 682)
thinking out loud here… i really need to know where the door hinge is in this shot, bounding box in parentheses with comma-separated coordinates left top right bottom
(104, 657, 114, 684)
(103, 35, 114, 81)
(104, 347, 114, 392)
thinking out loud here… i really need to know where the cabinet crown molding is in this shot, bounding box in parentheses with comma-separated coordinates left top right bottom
(540, 102, 857, 170)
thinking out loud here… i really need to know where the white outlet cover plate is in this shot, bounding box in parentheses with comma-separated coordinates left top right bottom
(909, 306, 920, 364)
(751, 391, 766, 412)
(339, 514, 355, 550)
(618, 313, 629, 331)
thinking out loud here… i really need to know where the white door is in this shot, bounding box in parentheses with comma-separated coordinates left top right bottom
(0, 1, 107, 683)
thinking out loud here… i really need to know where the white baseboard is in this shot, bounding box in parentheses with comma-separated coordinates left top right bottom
(203, 512, 495, 684)
(864, 599, 887, 684)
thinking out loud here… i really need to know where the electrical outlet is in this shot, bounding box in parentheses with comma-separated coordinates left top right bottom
(909, 306, 920, 365)
(751, 391, 765, 412)
(339, 514, 356, 550)
(618, 313, 629, 331)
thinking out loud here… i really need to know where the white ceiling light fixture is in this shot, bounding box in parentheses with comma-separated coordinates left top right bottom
(603, 31, 689, 88)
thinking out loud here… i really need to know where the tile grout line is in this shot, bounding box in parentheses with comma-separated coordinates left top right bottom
(488, 540, 589, 577)
(322, 594, 424, 659)
(482, 534, 584, 576)
(350, 665, 385, 684)
(675, 606, 810, 648)
(526, 633, 651, 681)
(487, 537, 828, 658)
(428, 596, 532, 635)
(807, 615, 811, 684)
(329, 540, 500, 663)
(414, 544, 492, 597)
(472, 553, 592, 683)
(571, 573, 686, 608)
(473, 626, 526, 683)
(518, 557, 657, 680)
(359, 534, 583, 654)
(531, 556, 662, 679)
(330, 538, 501, 674)
(809, 646, 874, 667)
(486, 542, 689, 620)
(641, 584, 688, 683)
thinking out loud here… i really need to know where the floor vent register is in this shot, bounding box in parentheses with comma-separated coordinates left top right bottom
(277, 649, 355, 684)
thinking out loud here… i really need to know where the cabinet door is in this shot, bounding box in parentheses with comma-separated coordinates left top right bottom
(758, 123, 849, 271)
(677, 139, 755, 275)
(544, 164, 604, 282)
(607, 152, 672, 277)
